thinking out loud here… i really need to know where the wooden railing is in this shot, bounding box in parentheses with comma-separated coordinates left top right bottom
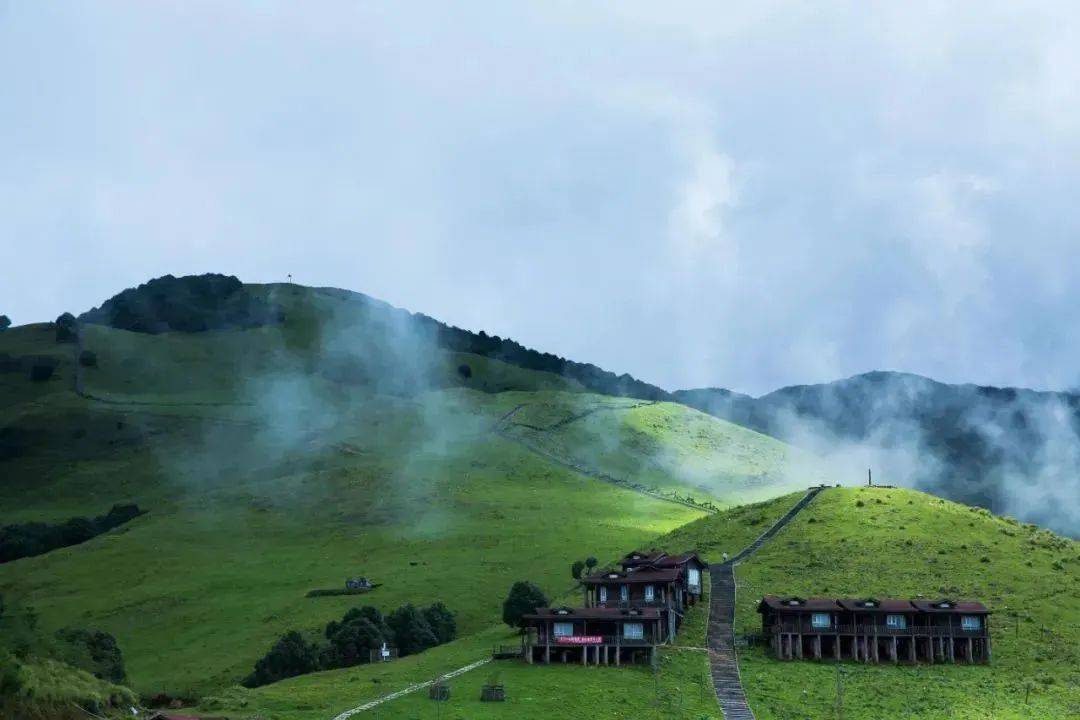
(530, 635, 657, 647)
(767, 623, 986, 637)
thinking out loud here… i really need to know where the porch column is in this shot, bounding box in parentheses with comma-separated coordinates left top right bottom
(967, 638, 973, 663)
(890, 637, 897, 663)
(908, 636, 916, 663)
(834, 634, 840, 661)
(796, 633, 803, 659)
(814, 635, 821, 660)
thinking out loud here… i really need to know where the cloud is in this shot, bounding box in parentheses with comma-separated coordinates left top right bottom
(3, 2, 1080, 397)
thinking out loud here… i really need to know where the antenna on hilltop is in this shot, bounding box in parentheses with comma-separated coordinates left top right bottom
(287, 273, 293, 284)
(868, 468, 872, 487)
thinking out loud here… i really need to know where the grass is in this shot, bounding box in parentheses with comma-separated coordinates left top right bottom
(500, 394, 824, 505)
(733, 486, 1080, 719)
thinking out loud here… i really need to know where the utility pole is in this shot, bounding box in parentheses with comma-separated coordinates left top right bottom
(867, 468, 872, 487)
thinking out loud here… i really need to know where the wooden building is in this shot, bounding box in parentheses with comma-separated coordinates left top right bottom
(520, 548, 706, 665)
(757, 596, 991, 664)
(522, 607, 663, 665)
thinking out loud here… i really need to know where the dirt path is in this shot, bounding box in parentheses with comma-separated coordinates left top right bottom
(707, 486, 825, 719)
(329, 658, 491, 719)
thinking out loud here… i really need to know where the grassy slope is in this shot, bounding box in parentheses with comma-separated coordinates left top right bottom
(501, 395, 824, 505)
(0, 297, 809, 702)
(298, 495, 822, 720)
(733, 487, 1079, 719)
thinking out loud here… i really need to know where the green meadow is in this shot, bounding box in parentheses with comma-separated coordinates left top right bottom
(3, 284, 1077, 720)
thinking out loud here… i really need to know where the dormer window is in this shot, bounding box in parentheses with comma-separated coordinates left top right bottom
(608, 573, 620, 579)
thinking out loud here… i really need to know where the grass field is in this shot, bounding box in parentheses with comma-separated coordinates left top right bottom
(734, 487, 1080, 719)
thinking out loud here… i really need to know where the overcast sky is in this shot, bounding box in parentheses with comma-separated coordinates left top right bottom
(3, 2, 1080, 395)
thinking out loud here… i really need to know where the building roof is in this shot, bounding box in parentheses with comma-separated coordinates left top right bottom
(620, 549, 668, 566)
(524, 606, 662, 621)
(836, 598, 917, 613)
(582, 567, 683, 584)
(651, 552, 707, 569)
(758, 596, 841, 612)
(620, 549, 707, 569)
(910, 599, 991, 614)
(758, 596, 991, 614)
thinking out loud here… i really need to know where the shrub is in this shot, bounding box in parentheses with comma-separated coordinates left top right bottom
(0, 316, 9, 332)
(386, 604, 438, 657)
(502, 581, 548, 630)
(243, 631, 321, 687)
(26, 356, 58, 382)
(457, 364, 472, 379)
(855, 500, 865, 507)
(585, 557, 598, 571)
(571, 560, 585, 580)
(55, 628, 126, 683)
(422, 602, 457, 645)
(78, 351, 97, 367)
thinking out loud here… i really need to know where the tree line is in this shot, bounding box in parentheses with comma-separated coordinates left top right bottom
(0, 504, 145, 564)
(243, 602, 457, 687)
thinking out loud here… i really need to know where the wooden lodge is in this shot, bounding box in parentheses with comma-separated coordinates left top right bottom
(522, 549, 706, 665)
(758, 596, 991, 664)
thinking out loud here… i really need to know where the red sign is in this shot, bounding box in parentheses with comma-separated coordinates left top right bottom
(556, 636, 603, 645)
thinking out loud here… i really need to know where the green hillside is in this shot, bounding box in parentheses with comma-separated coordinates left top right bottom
(0, 283, 810, 706)
(729, 487, 1078, 719)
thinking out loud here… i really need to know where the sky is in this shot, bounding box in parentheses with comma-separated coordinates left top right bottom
(2, 2, 1080, 396)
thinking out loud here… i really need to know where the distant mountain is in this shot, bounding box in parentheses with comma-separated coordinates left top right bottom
(675, 371, 1080, 537)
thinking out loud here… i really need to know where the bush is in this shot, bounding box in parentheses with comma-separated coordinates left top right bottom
(571, 560, 585, 580)
(0, 316, 9, 332)
(26, 356, 58, 382)
(422, 602, 457, 645)
(585, 557, 598, 571)
(386, 604, 438, 657)
(502, 581, 548, 630)
(457, 364, 472, 379)
(55, 628, 126, 683)
(243, 631, 321, 688)
(78, 351, 97, 368)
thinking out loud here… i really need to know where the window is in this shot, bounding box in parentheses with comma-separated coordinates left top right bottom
(688, 568, 701, 587)
(811, 613, 831, 629)
(599, 587, 607, 604)
(886, 614, 907, 629)
(553, 622, 574, 637)
(644, 585, 655, 602)
(623, 622, 644, 639)
(961, 616, 981, 631)
(620, 585, 629, 603)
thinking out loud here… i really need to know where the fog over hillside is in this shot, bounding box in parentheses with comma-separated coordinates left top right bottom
(677, 372, 1080, 537)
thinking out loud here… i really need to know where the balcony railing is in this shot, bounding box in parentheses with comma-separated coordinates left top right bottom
(530, 634, 657, 647)
(593, 599, 671, 609)
(767, 623, 986, 637)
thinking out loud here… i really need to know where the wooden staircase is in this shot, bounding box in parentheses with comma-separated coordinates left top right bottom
(707, 486, 825, 720)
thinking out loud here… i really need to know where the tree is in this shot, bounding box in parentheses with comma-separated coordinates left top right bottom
(55, 313, 78, 343)
(571, 560, 585, 580)
(457, 364, 472, 380)
(422, 602, 457, 645)
(0, 316, 9, 332)
(585, 557, 598, 571)
(386, 604, 438, 657)
(501, 581, 548, 630)
(325, 617, 384, 668)
(243, 631, 321, 687)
